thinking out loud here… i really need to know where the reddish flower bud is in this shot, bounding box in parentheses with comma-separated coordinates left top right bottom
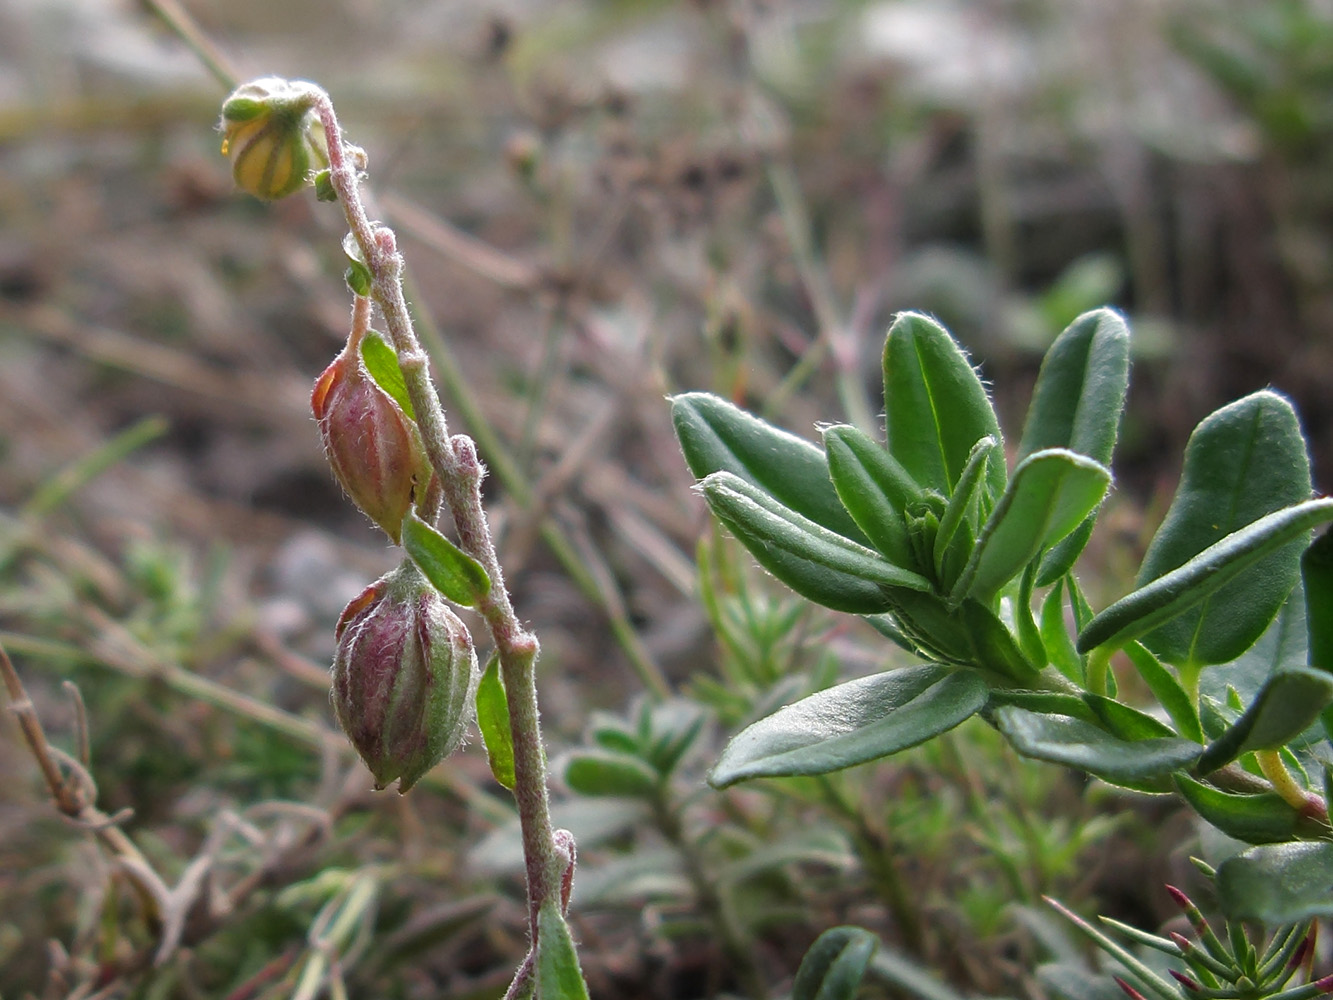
(332, 561, 479, 791)
(220, 77, 328, 201)
(312, 344, 428, 543)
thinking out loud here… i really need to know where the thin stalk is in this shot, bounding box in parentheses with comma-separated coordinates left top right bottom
(0, 637, 169, 920)
(401, 271, 670, 698)
(764, 162, 875, 434)
(652, 785, 769, 1000)
(815, 774, 925, 954)
(1256, 749, 1327, 820)
(312, 89, 563, 955)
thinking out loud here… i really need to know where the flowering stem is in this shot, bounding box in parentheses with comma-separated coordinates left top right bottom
(310, 86, 564, 963)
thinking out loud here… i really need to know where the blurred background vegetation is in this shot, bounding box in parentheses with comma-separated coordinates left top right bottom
(1, 0, 1330, 997)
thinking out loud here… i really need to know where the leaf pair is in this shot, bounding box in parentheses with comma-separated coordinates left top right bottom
(1078, 390, 1333, 666)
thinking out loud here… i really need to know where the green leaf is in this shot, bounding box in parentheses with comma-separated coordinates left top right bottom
(793, 926, 878, 1000)
(313, 168, 336, 202)
(1195, 666, 1333, 774)
(956, 599, 1042, 680)
(1077, 499, 1333, 655)
(709, 665, 989, 787)
(345, 262, 372, 297)
(475, 655, 514, 790)
(1135, 391, 1314, 665)
(952, 449, 1111, 606)
(359, 331, 415, 419)
(1019, 309, 1131, 463)
(537, 902, 590, 1000)
(994, 706, 1203, 791)
(1017, 309, 1130, 581)
(401, 510, 491, 607)
(986, 690, 1099, 725)
(823, 424, 920, 569)
(1304, 530, 1333, 739)
(642, 701, 706, 776)
(1042, 580, 1085, 684)
(1305, 528, 1333, 666)
(1038, 520, 1096, 588)
(700, 472, 931, 615)
(1124, 642, 1202, 744)
(1014, 563, 1047, 670)
(564, 750, 660, 799)
(1174, 775, 1303, 845)
(1082, 694, 1178, 740)
(1216, 842, 1333, 923)
(869, 946, 972, 1000)
(672, 392, 868, 543)
(934, 436, 998, 584)
(879, 591, 1038, 679)
(882, 312, 1005, 502)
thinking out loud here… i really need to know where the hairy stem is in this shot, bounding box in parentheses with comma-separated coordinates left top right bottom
(310, 88, 563, 953)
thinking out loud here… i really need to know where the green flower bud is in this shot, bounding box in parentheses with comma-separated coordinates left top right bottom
(311, 341, 429, 543)
(332, 561, 480, 791)
(220, 77, 328, 200)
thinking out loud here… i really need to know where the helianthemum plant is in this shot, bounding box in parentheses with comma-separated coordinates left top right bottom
(220, 78, 587, 1000)
(673, 309, 1333, 942)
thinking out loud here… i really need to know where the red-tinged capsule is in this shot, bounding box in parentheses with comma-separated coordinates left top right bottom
(220, 77, 328, 200)
(332, 561, 479, 791)
(312, 343, 428, 543)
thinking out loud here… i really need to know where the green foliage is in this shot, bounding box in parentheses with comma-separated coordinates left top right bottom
(708, 665, 988, 786)
(476, 654, 515, 789)
(792, 926, 878, 1000)
(537, 903, 591, 1000)
(672, 307, 1333, 923)
(401, 509, 491, 607)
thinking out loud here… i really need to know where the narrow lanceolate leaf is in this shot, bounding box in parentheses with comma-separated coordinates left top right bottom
(1123, 642, 1202, 744)
(1195, 666, 1333, 774)
(672, 391, 868, 543)
(1216, 842, 1333, 923)
(1082, 694, 1178, 741)
(823, 424, 920, 569)
(700, 472, 931, 615)
(1018, 310, 1129, 582)
(402, 510, 491, 607)
(475, 655, 514, 789)
(709, 665, 989, 787)
(537, 902, 591, 1000)
(360, 331, 416, 419)
(793, 926, 879, 1000)
(882, 312, 1005, 503)
(1135, 391, 1314, 666)
(1042, 580, 1085, 684)
(1077, 499, 1333, 655)
(994, 706, 1202, 791)
(1174, 775, 1304, 845)
(951, 449, 1111, 607)
(934, 436, 998, 585)
(986, 689, 1099, 725)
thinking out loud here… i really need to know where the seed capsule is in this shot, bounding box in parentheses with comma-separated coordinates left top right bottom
(332, 561, 480, 791)
(220, 77, 328, 200)
(312, 342, 428, 543)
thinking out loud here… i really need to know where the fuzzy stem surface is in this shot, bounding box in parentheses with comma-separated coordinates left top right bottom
(310, 87, 563, 957)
